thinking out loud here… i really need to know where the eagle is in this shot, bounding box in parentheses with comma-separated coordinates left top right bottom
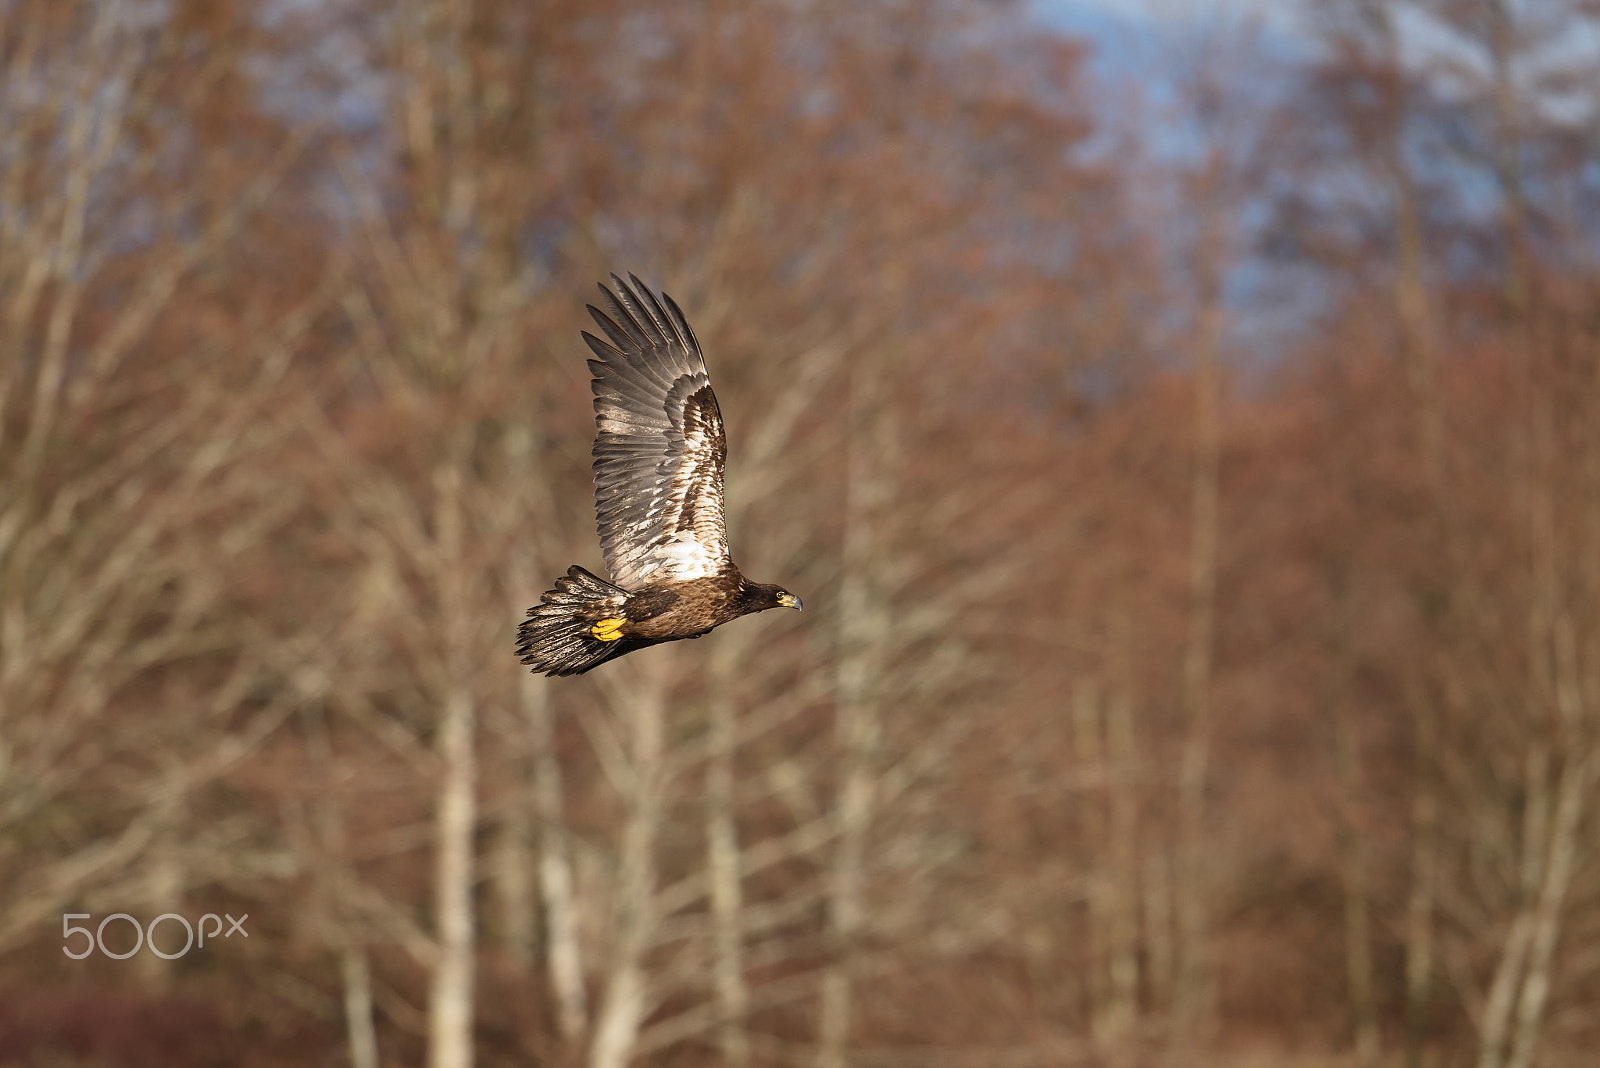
(516, 274, 802, 677)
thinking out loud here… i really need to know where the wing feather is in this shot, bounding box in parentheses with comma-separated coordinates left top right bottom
(586, 274, 732, 589)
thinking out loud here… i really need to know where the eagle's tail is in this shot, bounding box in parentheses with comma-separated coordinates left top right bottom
(517, 565, 635, 677)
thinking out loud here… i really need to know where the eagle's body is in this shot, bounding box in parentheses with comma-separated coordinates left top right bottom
(517, 275, 801, 677)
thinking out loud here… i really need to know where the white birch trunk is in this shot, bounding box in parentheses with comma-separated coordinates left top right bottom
(1504, 753, 1594, 1068)
(816, 352, 889, 1068)
(524, 667, 589, 1041)
(342, 945, 381, 1068)
(430, 460, 477, 1068)
(430, 678, 477, 1068)
(589, 657, 668, 1068)
(707, 635, 750, 1064)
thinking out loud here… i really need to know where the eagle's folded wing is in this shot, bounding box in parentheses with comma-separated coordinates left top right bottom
(584, 274, 732, 590)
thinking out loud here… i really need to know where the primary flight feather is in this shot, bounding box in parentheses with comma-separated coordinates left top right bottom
(517, 274, 801, 677)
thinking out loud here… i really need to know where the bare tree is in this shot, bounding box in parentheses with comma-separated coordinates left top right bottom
(0, 0, 313, 950)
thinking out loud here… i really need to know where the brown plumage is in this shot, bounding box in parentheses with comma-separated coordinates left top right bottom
(516, 274, 801, 677)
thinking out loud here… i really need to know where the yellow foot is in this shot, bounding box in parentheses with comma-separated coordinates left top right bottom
(591, 617, 626, 642)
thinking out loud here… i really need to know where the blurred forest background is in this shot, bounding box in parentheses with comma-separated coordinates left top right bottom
(3, 0, 1600, 1066)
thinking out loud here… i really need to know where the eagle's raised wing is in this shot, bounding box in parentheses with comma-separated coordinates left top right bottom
(583, 274, 732, 590)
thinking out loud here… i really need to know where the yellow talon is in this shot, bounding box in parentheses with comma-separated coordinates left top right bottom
(591, 618, 626, 642)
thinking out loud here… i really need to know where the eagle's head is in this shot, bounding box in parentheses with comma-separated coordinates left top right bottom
(744, 582, 803, 613)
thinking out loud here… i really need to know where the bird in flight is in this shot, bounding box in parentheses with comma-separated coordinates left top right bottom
(517, 274, 802, 676)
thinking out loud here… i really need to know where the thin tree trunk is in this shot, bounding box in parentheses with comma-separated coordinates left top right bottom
(524, 667, 589, 1042)
(589, 657, 668, 1068)
(343, 945, 381, 1068)
(1481, 62, 1564, 1057)
(430, 459, 477, 1068)
(1475, 747, 1546, 1068)
(817, 642, 878, 1068)
(299, 700, 380, 1068)
(707, 634, 750, 1065)
(1475, 746, 1594, 1068)
(1505, 752, 1595, 1068)
(1369, 9, 1443, 1055)
(1489, 385, 1593, 1068)
(817, 352, 891, 1068)
(430, 673, 478, 1068)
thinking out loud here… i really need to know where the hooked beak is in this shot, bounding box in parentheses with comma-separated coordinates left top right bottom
(778, 592, 803, 611)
